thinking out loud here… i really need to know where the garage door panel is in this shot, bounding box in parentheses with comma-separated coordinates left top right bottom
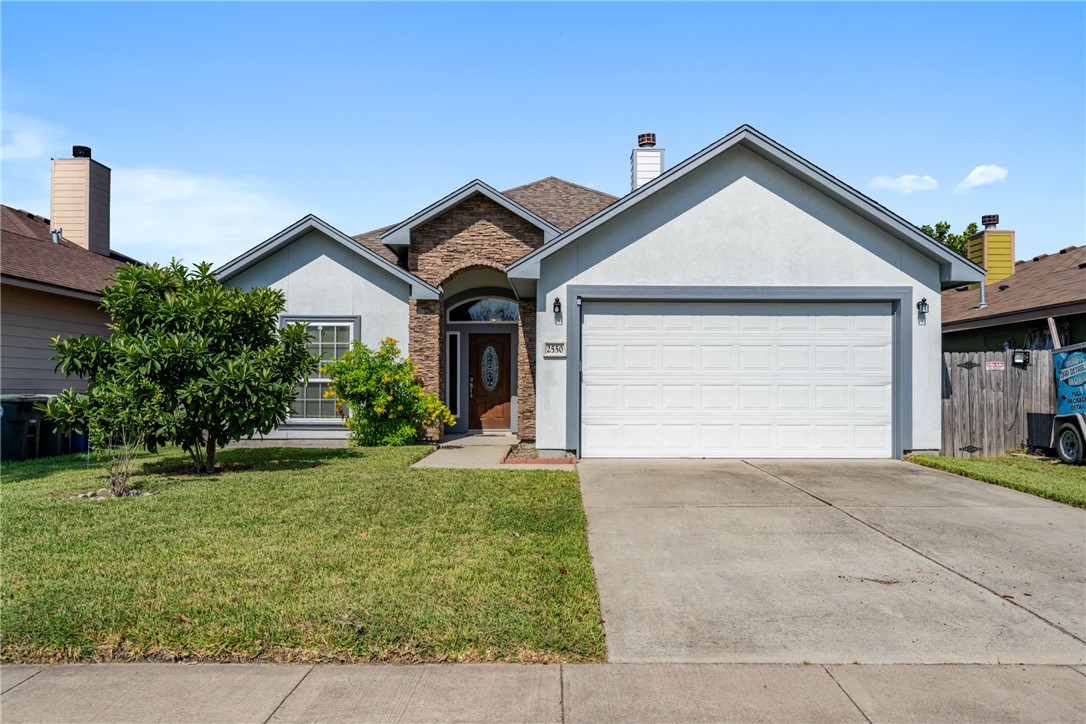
(581, 301, 893, 458)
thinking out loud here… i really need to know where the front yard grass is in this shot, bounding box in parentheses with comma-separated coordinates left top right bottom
(1, 446, 604, 663)
(909, 453, 1086, 508)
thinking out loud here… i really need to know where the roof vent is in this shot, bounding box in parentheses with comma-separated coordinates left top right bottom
(51, 228, 62, 244)
(72, 145, 92, 158)
(981, 214, 999, 229)
(637, 133, 656, 148)
(998, 284, 1010, 291)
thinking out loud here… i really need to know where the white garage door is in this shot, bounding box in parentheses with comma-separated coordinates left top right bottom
(580, 301, 893, 458)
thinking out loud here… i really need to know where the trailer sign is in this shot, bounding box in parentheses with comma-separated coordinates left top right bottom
(1055, 348, 1086, 416)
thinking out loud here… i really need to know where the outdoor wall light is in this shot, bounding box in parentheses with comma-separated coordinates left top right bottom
(553, 298, 562, 315)
(1012, 349, 1031, 366)
(916, 298, 929, 315)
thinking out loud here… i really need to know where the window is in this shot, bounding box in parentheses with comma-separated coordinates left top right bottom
(446, 331, 459, 417)
(448, 298, 519, 322)
(291, 322, 353, 420)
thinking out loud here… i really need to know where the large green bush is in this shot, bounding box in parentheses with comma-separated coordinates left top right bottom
(323, 337, 454, 446)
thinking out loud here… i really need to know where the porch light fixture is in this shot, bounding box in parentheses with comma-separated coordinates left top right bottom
(1012, 349, 1031, 366)
(916, 298, 929, 315)
(553, 298, 562, 315)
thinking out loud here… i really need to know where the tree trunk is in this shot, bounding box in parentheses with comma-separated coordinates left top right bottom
(203, 437, 217, 474)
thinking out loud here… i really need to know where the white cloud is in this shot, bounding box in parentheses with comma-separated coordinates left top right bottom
(111, 167, 310, 267)
(1, 112, 63, 161)
(869, 174, 939, 195)
(955, 164, 1008, 193)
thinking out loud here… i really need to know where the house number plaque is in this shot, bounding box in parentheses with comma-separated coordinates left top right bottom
(543, 341, 566, 359)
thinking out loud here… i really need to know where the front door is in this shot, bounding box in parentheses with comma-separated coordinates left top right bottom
(469, 334, 511, 430)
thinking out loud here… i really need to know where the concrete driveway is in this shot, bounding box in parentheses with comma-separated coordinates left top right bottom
(578, 459, 1086, 664)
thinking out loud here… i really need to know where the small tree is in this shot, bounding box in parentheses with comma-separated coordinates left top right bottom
(322, 337, 455, 446)
(45, 260, 317, 478)
(919, 220, 979, 256)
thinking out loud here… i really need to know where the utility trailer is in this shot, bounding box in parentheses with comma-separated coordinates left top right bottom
(1052, 340, 1086, 465)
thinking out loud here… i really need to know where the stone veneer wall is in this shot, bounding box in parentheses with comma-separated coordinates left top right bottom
(407, 194, 544, 441)
(516, 301, 536, 441)
(410, 196, 544, 285)
(409, 298, 443, 441)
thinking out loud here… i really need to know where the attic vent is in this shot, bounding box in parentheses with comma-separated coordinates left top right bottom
(998, 284, 1010, 291)
(954, 285, 969, 292)
(1079, 262, 1086, 270)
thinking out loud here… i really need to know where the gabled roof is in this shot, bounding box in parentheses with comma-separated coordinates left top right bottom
(507, 125, 987, 287)
(0, 204, 134, 298)
(942, 245, 1086, 331)
(503, 177, 617, 231)
(215, 214, 440, 300)
(378, 179, 562, 247)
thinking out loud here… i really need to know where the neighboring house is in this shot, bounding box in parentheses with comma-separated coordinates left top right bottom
(1, 147, 138, 395)
(219, 126, 985, 459)
(942, 229, 1086, 351)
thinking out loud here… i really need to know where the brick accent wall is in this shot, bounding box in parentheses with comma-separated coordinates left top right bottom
(410, 195, 544, 286)
(410, 298, 443, 441)
(516, 301, 537, 442)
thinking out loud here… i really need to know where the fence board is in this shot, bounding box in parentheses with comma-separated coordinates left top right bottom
(939, 350, 1057, 457)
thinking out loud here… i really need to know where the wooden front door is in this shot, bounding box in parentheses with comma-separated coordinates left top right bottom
(468, 334, 511, 429)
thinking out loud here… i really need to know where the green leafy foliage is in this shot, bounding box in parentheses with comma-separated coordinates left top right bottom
(43, 260, 317, 475)
(918, 220, 979, 256)
(322, 337, 455, 446)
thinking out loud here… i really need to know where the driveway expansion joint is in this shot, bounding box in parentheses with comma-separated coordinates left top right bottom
(744, 461, 1086, 647)
(0, 666, 43, 695)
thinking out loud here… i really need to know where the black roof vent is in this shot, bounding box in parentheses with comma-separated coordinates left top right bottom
(998, 284, 1010, 291)
(72, 145, 92, 158)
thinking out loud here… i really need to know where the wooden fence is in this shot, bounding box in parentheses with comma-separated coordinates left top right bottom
(940, 350, 1057, 457)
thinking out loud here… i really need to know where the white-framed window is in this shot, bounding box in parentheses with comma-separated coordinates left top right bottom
(289, 320, 355, 421)
(446, 331, 460, 418)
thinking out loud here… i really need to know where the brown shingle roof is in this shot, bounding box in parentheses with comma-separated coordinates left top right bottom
(1, 204, 132, 295)
(348, 176, 618, 267)
(942, 245, 1086, 327)
(503, 176, 618, 231)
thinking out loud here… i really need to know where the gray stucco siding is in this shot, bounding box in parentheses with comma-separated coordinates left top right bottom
(533, 146, 944, 454)
(225, 229, 412, 353)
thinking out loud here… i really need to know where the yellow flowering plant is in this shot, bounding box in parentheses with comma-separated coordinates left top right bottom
(321, 337, 455, 446)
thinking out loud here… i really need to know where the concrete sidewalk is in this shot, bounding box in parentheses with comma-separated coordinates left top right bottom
(412, 433, 575, 471)
(2, 662, 1084, 723)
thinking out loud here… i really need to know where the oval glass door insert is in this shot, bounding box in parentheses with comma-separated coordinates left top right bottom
(481, 345, 500, 392)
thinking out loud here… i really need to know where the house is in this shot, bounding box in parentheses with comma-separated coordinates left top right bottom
(218, 126, 985, 459)
(1, 146, 138, 396)
(941, 222, 1086, 351)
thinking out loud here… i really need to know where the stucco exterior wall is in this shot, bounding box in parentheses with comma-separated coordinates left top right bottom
(226, 230, 412, 352)
(534, 146, 944, 453)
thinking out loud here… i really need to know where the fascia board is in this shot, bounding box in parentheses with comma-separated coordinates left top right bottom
(379, 179, 561, 247)
(215, 214, 440, 300)
(508, 125, 987, 285)
(1, 274, 103, 302)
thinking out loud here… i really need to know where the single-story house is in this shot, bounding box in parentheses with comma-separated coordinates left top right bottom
(218, 126, 986, 459)
(942, 234, 1086, 351)
(1, 146, 138, 396)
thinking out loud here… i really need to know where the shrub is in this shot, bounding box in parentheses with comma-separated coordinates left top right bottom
(323, 337, 454, 446)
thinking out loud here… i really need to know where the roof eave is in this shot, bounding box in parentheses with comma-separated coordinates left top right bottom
(507, 125, 988, 284)
(379, 179, 561, 247)
(215, 214, 440, 300)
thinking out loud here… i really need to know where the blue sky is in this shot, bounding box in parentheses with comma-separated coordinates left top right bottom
(3, 2, 1083, 266)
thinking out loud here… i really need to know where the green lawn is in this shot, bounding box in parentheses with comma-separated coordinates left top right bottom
(1, 446, 604, 664)
(909, 454, 1086, 508)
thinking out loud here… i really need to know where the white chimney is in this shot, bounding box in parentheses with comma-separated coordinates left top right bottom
(50, 145, 111, 256)
(630, 132, 664, 191)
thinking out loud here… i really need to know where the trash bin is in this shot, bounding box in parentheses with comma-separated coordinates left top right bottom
(1, 395, 55, 462)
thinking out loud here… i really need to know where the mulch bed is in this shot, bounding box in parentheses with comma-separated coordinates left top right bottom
(502, 443, 576, 465)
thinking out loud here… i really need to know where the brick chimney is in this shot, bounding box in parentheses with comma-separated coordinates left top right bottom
(630, 133, 664, 192)
(967, 214, 1015, 285)
(50, 145, 111, 256)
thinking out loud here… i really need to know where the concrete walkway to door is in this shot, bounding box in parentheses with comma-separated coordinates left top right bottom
(578, 458, 1086, 665)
